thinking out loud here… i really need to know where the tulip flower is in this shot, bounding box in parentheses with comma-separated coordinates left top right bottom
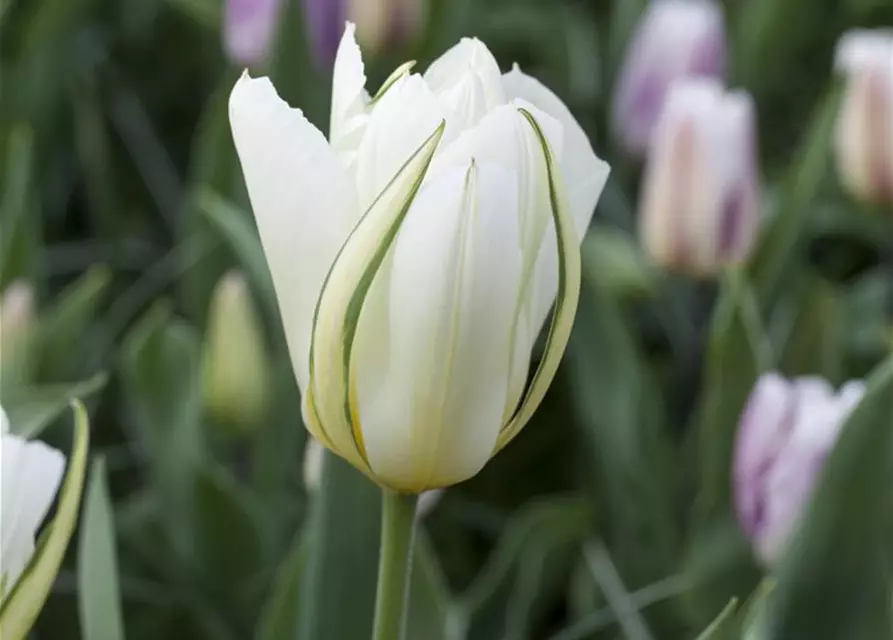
(612, 0, 725, 156)
(639, 78, 760, 275)
(734, 374, 865, 567)
(0, 406, 65, 602)
(224, 0, 282, 67)
(834, 29, 893, 205)
(230, 23, 610, 493)
(201, 271, 270, 434)
(303, 0, 346, 68)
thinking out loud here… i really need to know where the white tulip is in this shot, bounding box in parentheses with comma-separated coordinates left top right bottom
(0, 407, 65, 602)
(229, 23, 610, 492)
(639, 78, 760, 275)
(834, 29, 893, 206)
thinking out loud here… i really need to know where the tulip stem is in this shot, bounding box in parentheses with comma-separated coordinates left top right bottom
(372, 490, 419, 640)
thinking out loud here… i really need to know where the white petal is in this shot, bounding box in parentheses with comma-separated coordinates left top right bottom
(356, 163, 522, 491)
(0, 433, 65, 591)
(354, 74, 447, 212)
(503, 65, 610, 238)
(330, 22, 369, 162)
(230, 73, 359, 393)
(430, 104, 564, 417)
(424, 38, 507, 129)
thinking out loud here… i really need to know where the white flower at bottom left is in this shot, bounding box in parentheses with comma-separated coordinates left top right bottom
(0, 406, 65, 602)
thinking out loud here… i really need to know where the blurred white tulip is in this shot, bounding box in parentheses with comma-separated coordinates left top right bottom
(834, 29, 893, 206)
(639, 79, 760, 275)
(0, 407, 65, 602)
(229, 23, 610, 492)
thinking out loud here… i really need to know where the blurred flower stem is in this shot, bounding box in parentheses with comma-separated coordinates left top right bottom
(372, 490, 420, 640)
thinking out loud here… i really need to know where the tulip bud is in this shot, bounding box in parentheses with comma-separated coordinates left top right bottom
(224, 0, 282, 67)
(348, 0, 426, 55)
(0, 281, 35, 387)
(202, 271, 270, 435)
(612, 0, 726, 156)
(230, 26, 610, 491)
(0, 405, 66, 602)
(734, 374, 865, 567)
(639, 79, 760, 275)
(833, 29, 893, 205)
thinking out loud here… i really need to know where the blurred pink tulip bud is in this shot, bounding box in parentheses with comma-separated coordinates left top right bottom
(224, 0, 282, 67)
(639, 79, 760, 275)
(834, 29, 893, 206)
(612, 0, 725, 156)
(1, 280, 35, 385)
(348, 0, 426, 54)
(303, 0, 347, 68)
(734, 374, 865, 567)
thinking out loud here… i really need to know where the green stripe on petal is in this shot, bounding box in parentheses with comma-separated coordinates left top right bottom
(0, 401, 90, 639)
(308, 121, 446, 478)
(495, 108, 582, 452)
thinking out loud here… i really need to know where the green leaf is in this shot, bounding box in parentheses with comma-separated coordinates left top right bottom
(750, 356, 893, 639)
(119, 302, 204, 555)
(35, 265, 112, 379)
(565, 260, 679, 589)
(778, 278, 843, 383)
(254, 532, 308, 640)
(748, 85, 842, 309)
(406, 531, 452, 640)
(0, 401, 90, 639)
(193, 462, 263, 609)
(78, 457, 126, 640)
(695, 270, 771, 522)
(197, 188, 277, 315)
(694, 599, 739, 640)
(0, 126, 40, 289)
(457, 497, 590, 640)
(1, 372, 108, 438)
(296, 452, 381, 640)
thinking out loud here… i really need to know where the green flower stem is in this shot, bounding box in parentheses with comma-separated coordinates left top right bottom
(372, 490, 419, 640)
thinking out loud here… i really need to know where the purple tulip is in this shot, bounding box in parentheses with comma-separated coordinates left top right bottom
(612, 0, 726, 156)
(303, 0, 347, 69)
(638, 78, 760, 275)
(734, 374, 865, 567)
(224, 0, 283, 67)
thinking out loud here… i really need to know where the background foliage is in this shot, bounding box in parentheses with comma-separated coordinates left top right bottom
(1, 0, 892, 638)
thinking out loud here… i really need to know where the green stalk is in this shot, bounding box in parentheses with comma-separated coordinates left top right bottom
(372, 490, 419, 640)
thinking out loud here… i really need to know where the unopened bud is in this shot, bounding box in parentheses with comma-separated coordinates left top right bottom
(202, 271, 270, 434)
(1, 281, 35, 386)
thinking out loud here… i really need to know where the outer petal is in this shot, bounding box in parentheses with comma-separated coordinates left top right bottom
(229, 73, 359, 394)
(330, 22, 370, 163)
(307, 120, 446, 476)
(429, 104, 565, 419)
(0, 432, 65, 596)
(354, 74, 447, 211)
(503, 65, 610, 238)
(356, 162, 522, 491)
(732, 373, 795, 539)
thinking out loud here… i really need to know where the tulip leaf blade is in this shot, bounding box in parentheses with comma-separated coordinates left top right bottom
(749, 356, 893, 640)
(77, 456, 126, 640)
(306, 120, 445, 482)
(693, 598, 739, 640)
(496, 108, 583, 451)
(695, 268, 771, 522)
(0, 400, 90, 639)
